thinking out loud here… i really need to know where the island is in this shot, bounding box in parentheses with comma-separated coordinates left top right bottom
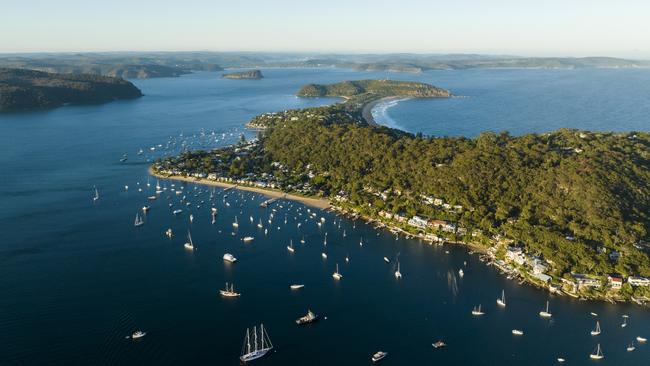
(0, 68, 143, 112)
(152, 79, 650, 304)
(222, 70, 264, 80)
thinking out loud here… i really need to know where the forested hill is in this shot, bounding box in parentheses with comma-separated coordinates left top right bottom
(0, 68, 142, 112)
(297, 79, 451, 98)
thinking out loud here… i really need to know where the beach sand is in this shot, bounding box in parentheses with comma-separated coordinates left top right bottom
(361, 96, 411, 125)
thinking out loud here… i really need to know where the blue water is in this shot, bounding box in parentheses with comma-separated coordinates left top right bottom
(0, 68, 648, 366)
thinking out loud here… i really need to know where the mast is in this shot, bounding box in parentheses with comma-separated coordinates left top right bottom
(501, 290, 505, 303)
(260, 324, 266, 349)
(253, 325, 258, 352)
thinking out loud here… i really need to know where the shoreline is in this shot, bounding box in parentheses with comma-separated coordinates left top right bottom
(361, 96, 411, 126)
(149, 169, 330, 209)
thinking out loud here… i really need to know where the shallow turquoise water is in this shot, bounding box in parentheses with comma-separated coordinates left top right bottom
(0, 68, 648, 365)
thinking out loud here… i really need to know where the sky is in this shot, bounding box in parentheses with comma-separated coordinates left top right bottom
(2, 0, 649, 58)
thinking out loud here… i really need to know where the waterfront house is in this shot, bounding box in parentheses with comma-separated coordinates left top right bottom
(407, 216, 429, 229)
(628, 276, 650, 286)
(607, 274, 623, 289)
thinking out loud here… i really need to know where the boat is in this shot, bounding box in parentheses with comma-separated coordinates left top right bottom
(232, 216, 239, 228)
(345, 255, 350, 263)
(590, 312, 598, 317)
(539, 301, 552, 318)
(637, 336, 647, 343)
(621, 315, 628, 328)
(591, 321, 601, 336)
(432, 340, 447, 349)
(148, 195, 157, 200)
(512, 329, 524, 335)
(223, 253, 237, 263)
(383, 257, 390, 263)
(300, 236, 305, 244)
(92, 186, 99, 202)
(394, 261, 402, 279)
(471, 304, 484, 316)
(242, 236, 254, 243)
(496, 290, 506, 307)
(184, 230, 195, 250)
(321, 252, 327, 259)
(189, 214, 194, 223)
(257, 219, 263, 228)
(219, 282, 241, 297)
(134, 213, 144, 227)
(589, 344, 604, 360)
(371, 351, 388, 363)
(458, 269, 464, 277)
(165, 228, 173, 238)
(332, 263, 343, 280)
(173, 209, 183, 215)
(287, 240, 295, 253)
(359, 237, 363, 247)
(627, 342, 635, 352)
(290, 284, 304, 290)
(295, 309, 319, 325)
(142, 206, 150, 213)
(557, 357, 566, 363)
(240, 324, 273, 363)
(131, 330, 146, 339)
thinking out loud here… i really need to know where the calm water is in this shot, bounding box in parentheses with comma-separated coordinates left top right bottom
(0, 68, 648, 366)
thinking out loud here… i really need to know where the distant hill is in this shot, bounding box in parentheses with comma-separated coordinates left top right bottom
(222, 70, 264, 79)
(0, 68, 142, 112)
(297, 80, 451, 98)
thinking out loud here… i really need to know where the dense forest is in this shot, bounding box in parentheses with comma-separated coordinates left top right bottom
(222, 70, 263, 79)
(0, 68, 142, 112)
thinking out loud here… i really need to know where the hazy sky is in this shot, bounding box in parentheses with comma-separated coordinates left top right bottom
(2, 0, 649, 57)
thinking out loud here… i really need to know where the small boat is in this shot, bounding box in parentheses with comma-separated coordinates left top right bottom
(131, 330, 146, 339)
(512, 329, 524, 335)
(184, 230, 195, 250)
(591, 321, 601, 336)
(539, 301, 552, 318)
(383, 257, 390, 263)
(332, 263, 343, 280)
(92, 186, 100, 202)
(287, 240, 295, 253)
(432, 340, 447, 349)
(300, 236, 305, 244)
(240, 324, 273, 363)
(345, 255, 350, 263)
(394, 261, 402, 279)
(165, 228, 173, 238)
(223, 253, 237, 263)
(124, 185, 128, 190)
(173, 209, 183, 215)
(232, 216, 239, 228)
(372, 351, 388, 363)
(471, 304, 484, 316)
(590, 312, 598, 317)
(242, 236, 254, 243)
(458, 269, 464, 277)
(637, 336, 647, 343)
(219, 282, 241, 297)
(295, 309, 319, 325)
(211, 207, 218, 213)
(148, 195, 157, 200)
(142, 206, 150, 213)
(621, 315, 628, 328)
(589, 343, 604, 360)
(496, 290, 506, 307)
(290, 284, 304, 290)
(189, 214, 194, 223)
(321, 252, 327, 259)
(557, 357, 565, 363)
(627, 342, 635, 352)
(134, 213, 144, 227)
(257, 219, 263, 228)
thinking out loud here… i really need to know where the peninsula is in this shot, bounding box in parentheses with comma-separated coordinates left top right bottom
(222, 70, 264, 80)
(0, 68, 142, 112)
(152, 80, 650, 304)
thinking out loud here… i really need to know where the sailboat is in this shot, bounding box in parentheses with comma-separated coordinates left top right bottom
(295, 309, 319, 325)
(539, 301, 552, 318)
(359, 237, 363, 247)
(394, 261, 402, 279)
(219, 282, 241, 297)
(184, 230, 195, 250)
(496, 290, 506, 307)
(257, 219, 263, 229)
(471, 304, 485, 316)
(321, 252, 327, 259)
(92, 186, 99, 202)
(300, 235, 305, 244)
(134, 213, 144, 227)
(591, 321, 601, 336)
(621, 315, 628, 328)
(332, 263, 343, 280)
(589, 343, 604, 360)
(287, 240, 295, 253)
(240, 324, 273, 362)
(232, 216, 239, 228)
(627, 342, 636, 352)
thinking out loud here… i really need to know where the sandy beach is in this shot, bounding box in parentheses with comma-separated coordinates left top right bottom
(361, 96, 411, 125)
(150, 169, 330, 209)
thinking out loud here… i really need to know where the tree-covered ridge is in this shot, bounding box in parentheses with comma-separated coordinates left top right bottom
(297, 79, 451, 98)
(222, 70, 263, 79)
(0, 68, 142, 112)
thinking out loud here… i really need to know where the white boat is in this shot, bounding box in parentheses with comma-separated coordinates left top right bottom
(383, 257, 390, 263)
(287, 240, 295, 253)
(131, 330, 146, 339)
(591, 321, 601, 336)
(432, 340, 447, 349)
(165, 228, 173, 238)
(290, 284, 304, 290)
(512, 329, 524, 335)
(637, 336, 647, 343)
(223, 253, 237, 263)
(142, 206, 150, 213)
(295, 309, 319, 325)
(621, 315, 628, 328)
(394, 261, 402, 279)
(249, 216, 254, 222)
(496, 290, 506, 307)
(257, 219, 263, 228)
(240, 324, 273, 363)
(92, 186, 99, 202)
(627, 342, 635, 352)
(557, 357, 565, 363)
(359, 237, 363, 247)
(332, 263, 343, 280)
(458, 269, 464, 277)
(173, 209, 183, 215)
(232, 216, 239, 228)
(184, 230, 195, 250)
(189, 214, 194, 223)
(219, 282, 241, 297)
(321, 252, 327, 259)
(300, 236, 305, 244)
(589, 344, 604, 360)
(148, 195, 157, 200)
(539, 301, 552, 318)
(345, 255, 350, 263)
(242, 236, 254, 243)
(371, 351, 388, 363)
(471, 304, 484, 316)
(134, 213, 144, 227)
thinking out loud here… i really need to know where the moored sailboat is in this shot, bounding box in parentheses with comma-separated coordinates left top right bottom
(332, 263, 343, 280)
(539, 301, 552, 318)
(219, 282, 241, 297)
(590, 321, 601, 336)
(240, 324, 273, 363)
(184, 230, 194, 250)
(589, 343, 604, 360)
(496, 290, 506, 307)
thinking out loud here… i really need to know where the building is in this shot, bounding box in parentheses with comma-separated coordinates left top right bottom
(407, 216, 429, 229)
(628, 276, 650, 287)
(607, 274, 624, 289)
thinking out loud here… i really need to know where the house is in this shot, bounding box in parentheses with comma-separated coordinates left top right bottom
(407, 216, 429, 229)
(572, 274, 601, 289)
(607, 274, 624, 289)
(505, 247, 526, 266)
(533, 273, 552, 283)
(628, 276, 650, 287)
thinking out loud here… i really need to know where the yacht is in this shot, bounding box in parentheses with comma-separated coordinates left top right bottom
(242, 236, 254, 243)
(332, 263, 343, 280)
(148, 195, 157, 200)
(189, 214, 193, 223)
(458, 269, 464, 277)
(165, 228, 173, 238)
(539, 301, 552, 318)
(295, 309, 319, 325)
(591, 321, 601, 336)
(394, 261, 402, 279)
(223, 253, 237, 263)
(512, 329, 524, 336)
(131, 330, 146, 339)
(232, 216, 239, 228)
(257, 219, 263, 228)
(371, 351, 388, 363)
(627, 342, 636, 352)
(173, 209, 183, 215)
(557, 357, 566, 363)
(621, 315, 628, 328)
(300, 236, 305, 244)
(589, 344, 604, 360)
(240, 324, 273, 363)
(92, 186, 99, 202)
(359, 237, 363, 247)
(471, 305, 484, 316)
(134, 213, 144, 227)
(290, 284, 304, 290)
(219, 282, 241, 297)
(142, 206, 150, 213)
(184, 230, 195, 250)
(432, 340, 447, 349)
(496, 290, 506, 307)
(321, 252, 327, 259)
(637, 336, 647, 343)
(383, 257, 390, 263)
